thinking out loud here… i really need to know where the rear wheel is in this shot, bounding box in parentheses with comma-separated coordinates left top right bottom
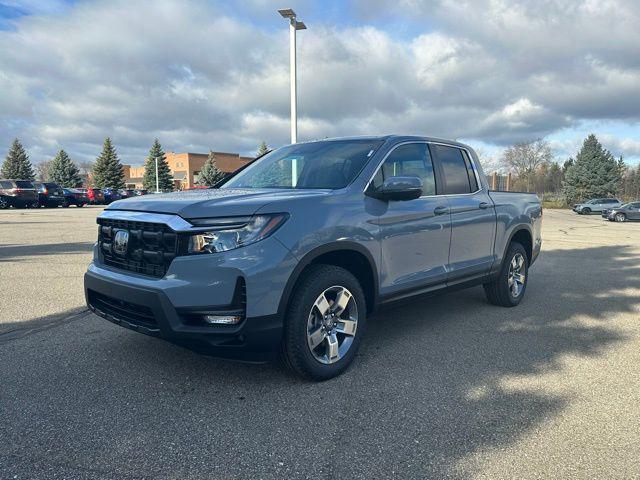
(484, 242, 528, 307)
(615, 213, 626, 222)
(282, 265, 366, 381)
(0, 196, 9, 209)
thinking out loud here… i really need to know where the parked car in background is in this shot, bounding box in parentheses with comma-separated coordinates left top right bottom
(0, 179, 38, 208)
(134, 189, 148, 196)
(119, 189, 137, 199)
(86, 188, 105, 205)
(85, 135, 542, 380)
(34, 182, 65, 207)
(603, 202, 640, 222)
(61, 188, 88, 207)
(573, 198, 620, 214)
(102, 188, 122, 204)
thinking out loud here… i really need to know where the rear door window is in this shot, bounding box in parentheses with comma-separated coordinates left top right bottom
(1, 181, 13, 189)
(431, 144, 473, 195)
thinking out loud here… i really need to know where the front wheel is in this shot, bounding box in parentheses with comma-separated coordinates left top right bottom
(484, 242, 528, 307)
(581, 207, 591, 214)
(0, 197, 9, 209)
(61, 200, 70, 208)
(615, 213, 626, 222)
(282, 265, 366, 381)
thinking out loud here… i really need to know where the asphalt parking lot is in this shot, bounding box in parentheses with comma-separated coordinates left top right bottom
(1, 207, 639, 479)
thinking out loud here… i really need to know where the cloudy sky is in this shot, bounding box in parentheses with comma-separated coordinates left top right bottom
(1, 0, 639, 168)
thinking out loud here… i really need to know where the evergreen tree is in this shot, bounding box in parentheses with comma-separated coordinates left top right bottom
(1, 139, 35, 180)
(92, 137, 125, 189)
(257, 141, 270, 157)
(197, 151, 226, 187)
(142, 139, 173, 192)
(48, 149, 82, 187)
(562, 157, 574, 173)
(563, 134, 623, 203)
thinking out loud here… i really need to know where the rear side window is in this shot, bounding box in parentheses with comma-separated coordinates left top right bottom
(431, 144, 475, 194)
(373, 143, 436, 195)
(461, 150, 479, 192)
(15, 181, 34, 188)
(0, 181, 13, 188)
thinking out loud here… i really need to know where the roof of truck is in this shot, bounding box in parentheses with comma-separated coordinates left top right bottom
(303, 135, 474, 151)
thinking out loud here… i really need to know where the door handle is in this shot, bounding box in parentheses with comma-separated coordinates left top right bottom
(434, 205, 449, 216)
(479, 202, 490, 209)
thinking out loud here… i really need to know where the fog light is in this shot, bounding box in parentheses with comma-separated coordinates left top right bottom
(202, 314, 243, 325)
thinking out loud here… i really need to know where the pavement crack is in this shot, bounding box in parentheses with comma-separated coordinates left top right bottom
(0, 309, 91, 344)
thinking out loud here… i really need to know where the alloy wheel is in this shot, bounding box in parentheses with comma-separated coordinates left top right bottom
(307, 285, 358, 365)
(616, 213, 626, 222)
(507, 253, 526, 298)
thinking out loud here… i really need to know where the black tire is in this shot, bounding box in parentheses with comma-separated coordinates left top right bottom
(615, 213, 626, 222)
(77, 203, 85, 208)
(483, 242, 529, 307)
(582, 207, 591, 214)
(62, 200, 70, 208)
(281, 265, 367, 381)
(0, 197, 9, 209)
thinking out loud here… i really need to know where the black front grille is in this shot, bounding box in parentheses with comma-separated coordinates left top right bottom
(98, 218, 179, 278)
(88, 290, 158, 330)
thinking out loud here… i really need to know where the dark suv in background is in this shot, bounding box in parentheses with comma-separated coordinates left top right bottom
(603, 202, 640, 222)
(34, 182, 65, 207)
(0, 179, 38, 208)
(61, 188, 89, 207)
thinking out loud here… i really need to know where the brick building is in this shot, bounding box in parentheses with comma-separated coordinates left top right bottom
(124, 151, 253, 190)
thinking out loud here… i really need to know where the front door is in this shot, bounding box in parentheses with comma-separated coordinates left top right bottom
(628, 202, 640, 220)
(373, 142, 452, 296)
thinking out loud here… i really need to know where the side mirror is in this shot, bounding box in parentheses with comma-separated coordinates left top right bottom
(367, 176, 423, 201)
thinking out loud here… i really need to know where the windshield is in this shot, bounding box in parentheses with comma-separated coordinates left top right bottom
(222, 139, 383, 190)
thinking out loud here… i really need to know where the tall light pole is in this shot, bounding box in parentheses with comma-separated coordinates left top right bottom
(278, 8, 306, 144)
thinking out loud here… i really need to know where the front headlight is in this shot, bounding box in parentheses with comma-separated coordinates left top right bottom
(186, 214, 289, 254)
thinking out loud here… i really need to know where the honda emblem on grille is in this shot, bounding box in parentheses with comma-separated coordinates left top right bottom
(113, 230, 129, 256)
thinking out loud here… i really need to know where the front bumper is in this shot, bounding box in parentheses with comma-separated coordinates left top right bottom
(85, 270, 283, 362)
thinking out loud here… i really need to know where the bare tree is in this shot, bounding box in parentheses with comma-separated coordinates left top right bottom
(35, 160, 53, 181)
(475, 147, 506, 175)
(77, 160, 94, 187)
(502, 139, 552, 191)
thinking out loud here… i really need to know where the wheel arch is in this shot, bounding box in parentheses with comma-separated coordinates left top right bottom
(277, 242, 379, 318)
(506, 226, 533, 264)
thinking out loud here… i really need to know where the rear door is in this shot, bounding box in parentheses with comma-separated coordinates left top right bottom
(629, 202, 640, 220)
(373, 142, 452, 294)
(430, 143, 497, 283)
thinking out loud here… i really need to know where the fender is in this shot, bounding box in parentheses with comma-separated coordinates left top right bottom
(276, 241, 380, 319)
(491, 224, 533, 276)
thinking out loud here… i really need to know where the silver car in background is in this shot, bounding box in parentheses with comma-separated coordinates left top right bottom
(573, 198, 620, 214)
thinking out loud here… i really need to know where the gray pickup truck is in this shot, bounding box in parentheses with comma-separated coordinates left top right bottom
(85, 135, 542, 380)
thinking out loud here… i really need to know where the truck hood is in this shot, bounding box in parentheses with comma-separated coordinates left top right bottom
(105, 187, 331, 219)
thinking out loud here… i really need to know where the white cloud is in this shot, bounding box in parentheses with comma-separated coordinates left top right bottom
(0, 0, 639, 165)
